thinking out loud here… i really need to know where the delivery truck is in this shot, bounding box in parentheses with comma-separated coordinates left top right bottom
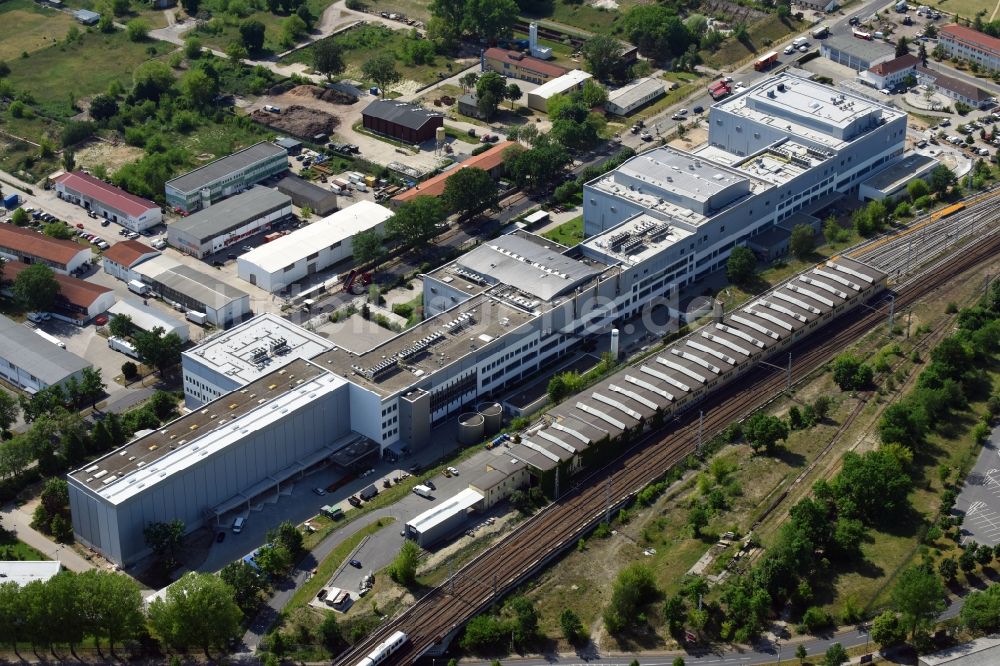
(128, 280, 150, 296)
(412, 485, 433, 499)
(108, 336, 140, 359)
(186, 311, 208, 325)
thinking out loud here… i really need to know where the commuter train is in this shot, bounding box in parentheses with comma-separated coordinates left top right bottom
(355, 630, 408, 666)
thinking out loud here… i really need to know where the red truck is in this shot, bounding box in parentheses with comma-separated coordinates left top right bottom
(709, 81, 732, 100)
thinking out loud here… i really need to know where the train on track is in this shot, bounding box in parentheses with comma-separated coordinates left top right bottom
(354, 631, 408, 666)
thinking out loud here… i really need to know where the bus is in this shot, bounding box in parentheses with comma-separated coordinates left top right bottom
(754, 51, 779, 71)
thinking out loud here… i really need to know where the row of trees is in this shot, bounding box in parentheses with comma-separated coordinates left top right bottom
(0, 569, 246, 657)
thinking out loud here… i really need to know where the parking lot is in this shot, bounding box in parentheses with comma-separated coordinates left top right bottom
(954, 424, 1000, 546)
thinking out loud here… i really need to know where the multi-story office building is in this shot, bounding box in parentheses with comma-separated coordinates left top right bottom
(165, 142, 289, 213)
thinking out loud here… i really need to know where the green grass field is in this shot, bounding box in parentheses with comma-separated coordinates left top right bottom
(0, 0, 76, 61)
(0, 528, 47, 561)
(541, 215, 583, 246)
(4, 30, 173, 118)
(700, 16, 807, 70)
(925, 0, 997, 19)
(282, 23, 464, 85)
(194, 0, 335, 54)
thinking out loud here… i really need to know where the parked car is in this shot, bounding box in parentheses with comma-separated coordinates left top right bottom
(101, 219, 110, 227)
(425, 480, 436, 491)
(447, 466, 459, 476)
(693, 105, 704, 114)
(313, 487, 326, 496)
(349, 559, 362, 568)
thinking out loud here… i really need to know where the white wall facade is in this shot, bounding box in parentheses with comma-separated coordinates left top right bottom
(56, 182, 162, 232)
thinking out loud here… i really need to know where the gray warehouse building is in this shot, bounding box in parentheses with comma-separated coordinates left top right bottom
(275, 174, 339, 216)
(133, 256, 251, 328)
(404, 488, 483, 546)
(821, 34, 894, 71)
(167, 187, 292, 258)
(0, 315, 91, 393)
(164, 142, 289, 213)
(68, 359, 351, 566)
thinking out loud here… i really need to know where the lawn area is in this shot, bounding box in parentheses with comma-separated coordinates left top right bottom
(0, 0, 76, 61)
(4, 30, 174, 119)
(190, 0, 335, 54)
(700, 16, 807, 70)
(925, 0, 996, 18)
(282, 23, 465, 85)
(179, 118, 272, 163)
(520, 1, 641, 34)
(347, 0, 432, 21)
(0, 528, 47, 561)
(541, 215, 583, 247)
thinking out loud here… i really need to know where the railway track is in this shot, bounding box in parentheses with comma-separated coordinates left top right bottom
(332, 222, 1000, 666)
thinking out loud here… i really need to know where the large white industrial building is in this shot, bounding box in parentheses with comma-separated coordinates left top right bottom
(237, 201, 393, 293)
(69, 74, 905, 566)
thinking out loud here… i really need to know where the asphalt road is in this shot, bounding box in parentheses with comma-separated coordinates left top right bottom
(954, 424, 1000, 547)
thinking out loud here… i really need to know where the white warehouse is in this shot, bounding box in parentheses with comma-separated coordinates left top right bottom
(526, 69, 592, 112)
(238, 201, 393, 293)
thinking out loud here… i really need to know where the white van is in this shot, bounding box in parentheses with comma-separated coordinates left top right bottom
(232, 516, 246, 533)
(128, 280, 150, 296)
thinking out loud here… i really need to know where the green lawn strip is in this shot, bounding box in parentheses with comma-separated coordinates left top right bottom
(443, 125, 478, 144)
(0, 529, 48, 561)
(541, 215, 583, 246)
(5, 30, 174, 117)
(284, 518, 394, 614)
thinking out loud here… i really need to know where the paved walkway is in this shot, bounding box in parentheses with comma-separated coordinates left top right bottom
(0, 505, 95, 572)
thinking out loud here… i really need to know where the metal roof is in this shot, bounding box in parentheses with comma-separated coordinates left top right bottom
(456, 234, 600, 301)
(109, 299, 189, 341)
(166, 142, 287, 195)
(529, 70, 592, 100)
(822, 34, 895, 62)
(0, 561, 62, 586)
(274, 174, 338, 207)
(169, 187, 291, 242)
(0, 315, 91, 386)
(362, 100, 444, 131)
(133, 256, 249, 310)
(919, 636, 1000, 666)
(405, 488, 483, 533)
(54, 172, 158, 219)
(607, 77, 665, 110)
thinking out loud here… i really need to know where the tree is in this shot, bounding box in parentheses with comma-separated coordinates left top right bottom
(832, 354, 873, 391)
(547, 371, 585, 402)
(476, 71, 507, 121)
(459, 71, 479, 92)
(43, 222, 74, 240)
(960, 584, 1000, 633)
(318, 612, 343, 650)
(789, 224, 815, 260)
(687, 503, 709, 538)
(14, 264, 58, 313)
(281, 14, 308, 46)
(579, 79, 608, 108)
(929, 164, 957, 195)
(362, 54, 401, 97)
(108, 314, 134, 339)
(267, 520, 304, 558)
(240, 19, 267, 53)
(386, 196, 446, 245)
(181, 68, 219, 108)
(133, 327, 183, 375)
(10, 208, 29, 227)
(463, 0, 517, 43)
(907, 178, 930, 200)
(351, 228, 386, 269)
(892, 565, 945, 638)
(939, 557, 958, 581)
(505, 82, 522, 109)
(603, 563, 659, 634)
(144, 519, 185, 570)
(126, 19, 150, 42)
(388, 539, 420, 585)
(148, 572, 242, 656)
(833, 450, 911, 527)
(79, 367, 105, 407)
(726, 246, 756, 285)
(132, 61, 174, 101)
(619, 5, 693, 61)
(89, 94, 119, 122)
(313, 39, 345, 81)
(582, 34, 625, 81)
(559, 608, 585, 644)
(0, 391, 18, 433)
(255, 543, 293, 578)
(443, 167, 498, 218)
(220, 560, 265, 616)
(895, 35, 910, 57)
(823, 643, 848, 666)
(77, 570, 144, 653)
(796, 644, 807, 663)
(870, 610, 906, 648)
(743, 412, 789, 454)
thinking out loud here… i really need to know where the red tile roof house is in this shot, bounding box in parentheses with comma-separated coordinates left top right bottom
(939, 24, 1000, 73)
(858, 53, 920, 90)
(101, 240, 161, 283)
(483, 48, 569, 84)
(54, 171, 162, 232)
(0, 225, 92, 274)
(2, 260, 116, 322)
(391, 141, 516, 207)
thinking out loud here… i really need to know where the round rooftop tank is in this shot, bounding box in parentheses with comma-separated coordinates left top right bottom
(458, 412, 485, 445)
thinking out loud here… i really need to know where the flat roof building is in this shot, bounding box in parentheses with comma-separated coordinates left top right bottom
(526, 70, 592, 112)
(0, 314, 91, 393)
(859, 151, 938, 201)
(404, 488, 483, 546)
(181, 312, 334, 407)
(483, 48, 568, 84)
(132, 256, 251, 328)
(165, 142, 289, 213)
(0, 561, 62, 586)
(362, 100, 444, 144)
(2, 260, 115, 323)
(54, 172, 162, 232)
(821, 34, 894, 71)
(167, 187, 293, 258)
(109, 299, 190, 343)
(919, 635, 1000, 666)
(0, 225, 93, 275)
(605, 77, 666, 116)
(274, 174, 339, 216)
(390, 141, 515, 206)
(74, 8, 99, 23)
(101, 240, 161, 283)
(237, 200, 393, 293)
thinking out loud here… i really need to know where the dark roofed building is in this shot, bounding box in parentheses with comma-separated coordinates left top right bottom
(918, 66, 992, 108)
(275, 174, 339, 216)
(362, 100, 444, 143)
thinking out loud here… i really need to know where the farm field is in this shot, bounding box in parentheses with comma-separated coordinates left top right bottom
(0, 0, 76, 61)
(3, 30, 174, 119)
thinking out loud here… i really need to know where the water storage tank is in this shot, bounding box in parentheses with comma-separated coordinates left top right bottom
(610, 328, 620, 359)
(436, 126, 446, 144)
(458, 412, 485, 445)
(477, 402, 503, 434)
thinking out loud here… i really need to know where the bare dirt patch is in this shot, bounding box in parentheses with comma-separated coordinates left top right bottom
(283, 83, 359, 105)
(250, 105, 340, 140)
(74, 141, 146, 174)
